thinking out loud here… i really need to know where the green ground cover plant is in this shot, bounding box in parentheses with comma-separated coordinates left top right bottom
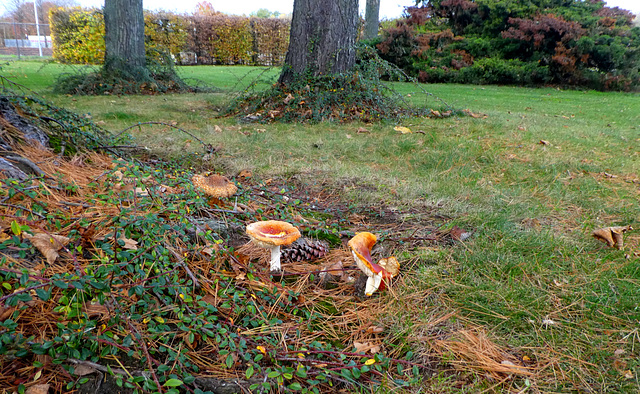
(1, 60, 639, 392)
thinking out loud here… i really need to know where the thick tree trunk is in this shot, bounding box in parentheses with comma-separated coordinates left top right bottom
(103, 0, 146, 77)
(278, 0, 359, 85)
(364, 0, 381, 40)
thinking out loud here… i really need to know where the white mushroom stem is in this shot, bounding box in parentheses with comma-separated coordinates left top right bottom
(269, 245, 282, 272)
(364, 273, 383, 296)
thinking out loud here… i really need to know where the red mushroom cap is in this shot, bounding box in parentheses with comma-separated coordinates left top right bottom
(246, 220, 301, 248)
(348, 232, 383, 276)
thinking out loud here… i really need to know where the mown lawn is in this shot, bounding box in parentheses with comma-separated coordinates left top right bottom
(2, 59, 640, 392)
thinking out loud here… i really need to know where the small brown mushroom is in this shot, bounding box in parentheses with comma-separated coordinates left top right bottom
(192, 174, 238, 199)
(246, 220, 301, 272)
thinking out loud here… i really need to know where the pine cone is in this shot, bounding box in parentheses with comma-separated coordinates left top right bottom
(281, 238, 328, 263)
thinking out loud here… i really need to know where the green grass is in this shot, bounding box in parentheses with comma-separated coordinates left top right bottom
(4, 60, 640, 392)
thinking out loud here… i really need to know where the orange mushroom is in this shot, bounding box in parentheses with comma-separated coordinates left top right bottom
(348, 232, 393, 296)
(192, 174, 238, 199)
(246, 220, 301, 272)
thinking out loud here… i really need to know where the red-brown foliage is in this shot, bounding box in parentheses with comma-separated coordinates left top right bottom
(502, 14, 585, 49)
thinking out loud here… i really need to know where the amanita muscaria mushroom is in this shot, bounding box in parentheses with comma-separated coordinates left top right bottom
(192, 174, 238, 199)
(246, 220, 301, 272)
(348, 232, 394, 296)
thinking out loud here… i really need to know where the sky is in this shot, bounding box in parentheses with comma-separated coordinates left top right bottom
(73, 0, 640, 18)
(1, 0, 639, 20)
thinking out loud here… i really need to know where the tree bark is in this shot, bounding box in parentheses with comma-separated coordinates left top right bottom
(364, 0, 381, 40)
(278, 0, 359, 85)
(103, 0, 146, 77)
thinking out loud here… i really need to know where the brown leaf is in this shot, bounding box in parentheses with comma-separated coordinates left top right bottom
(539, 140, 550, 145)
(450, 225, 472, 241)
(283, 93, 294, 104)
(614, 349, 626, 357)
(354, 341, 382, 354)
(26, 384, 50, 394)
(613, 358, 627, 371)
(357, 127, 370, 134)
(73, 363, 97, 376)
(593, 225, 632, 249)
(213, 125, 223, 133)
(238, 169, 252, 179)
(24, 233, 71, 265)
(0, 306, 15, 321)
(366, 325, 384, 334)
(119, 236, 139, 250)
(83, 302, 110, 320)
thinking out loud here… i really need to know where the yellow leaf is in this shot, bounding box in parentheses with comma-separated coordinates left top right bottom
(257, 346, 267, 355)
(364, 358, 376, 365)
(143, 317, 150, 324)
(394, 126, 412, 134)
(154, 316, 165, 323)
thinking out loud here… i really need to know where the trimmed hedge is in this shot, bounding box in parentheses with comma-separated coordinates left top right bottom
(49, 7, 290, 66)
(50, 7, 105, 64)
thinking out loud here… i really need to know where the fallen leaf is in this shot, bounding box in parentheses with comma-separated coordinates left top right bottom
(614, 349, 626, 357)
(73, 363, 97, 376)
(354, 341, 381, 354)
(394, 125, 412, 134)
(24, 233, 71, 265)
(539, 140, 550, 145)
(134, 187, 148, 196)
(592, 225, 632, 249)
(0, 306, 14, 321)
(366, 325, 384, 334)
(119, 236, 138, 250)
(213, 125, 223, 133)
(462, 109, 487, 118)
(345, 134, 352, 139)
(357, 127, 370, 134)
(283, 93, 294, 104)
(26, 384, 50, 394)
(623, 370, 634, 379)
(83, 302, 109, 320)
(613, 358, 627, 371)
(450, 225, 472, 241)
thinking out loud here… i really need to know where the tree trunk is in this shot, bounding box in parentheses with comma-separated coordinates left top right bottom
(103, 0, 146, 77)
(364, 0, 381, 40)
(278, 0, 359, 85)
